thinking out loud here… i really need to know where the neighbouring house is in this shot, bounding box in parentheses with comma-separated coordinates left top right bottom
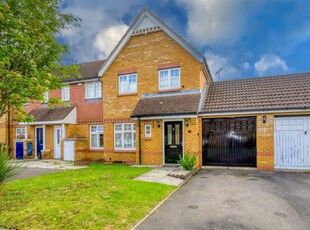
(4, 8, 310, 170)
(11, 60, 105, 160)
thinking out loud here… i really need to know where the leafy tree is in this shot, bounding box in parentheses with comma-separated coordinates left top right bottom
(0, 0, 80, 121)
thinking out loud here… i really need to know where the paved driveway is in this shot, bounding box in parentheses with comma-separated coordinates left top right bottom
(138, 169, 310, 230)
(14, 167, 62, 180)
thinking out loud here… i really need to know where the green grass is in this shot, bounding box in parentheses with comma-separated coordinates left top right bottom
(0, 165, 175, 229)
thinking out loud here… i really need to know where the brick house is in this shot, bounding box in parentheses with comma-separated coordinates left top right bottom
(6, 8, 310, 170)
(12, 60, 105, 160)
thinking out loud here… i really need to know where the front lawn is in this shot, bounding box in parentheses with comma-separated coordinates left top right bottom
(0, 165, 175, 229)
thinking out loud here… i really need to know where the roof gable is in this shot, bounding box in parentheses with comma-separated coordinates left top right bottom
(98, 8, 211, 79)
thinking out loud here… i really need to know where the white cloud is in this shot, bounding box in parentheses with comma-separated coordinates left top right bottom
(176, 0, 262, 46)
(205, 51, 240, 80)
(254, 54, 289, 76)
(242, 62, 251, 71)
(59, 0, 141, 63)
(95, 24, 128, 59)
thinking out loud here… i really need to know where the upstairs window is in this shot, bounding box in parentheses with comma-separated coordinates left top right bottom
(86, 82, 102, 99)
(90, 125, 103, 149)
(158, 68, 180, 90)
(119, 74, 137, 94)
(61, 86, 70, 101)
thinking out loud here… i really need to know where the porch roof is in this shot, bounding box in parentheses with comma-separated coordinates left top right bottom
(131, 93, 201, 118)
(21, 105, 76, 125)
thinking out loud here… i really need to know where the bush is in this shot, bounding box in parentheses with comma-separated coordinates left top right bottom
(0, 144, 23, 184)
(178, 152, 197, 171)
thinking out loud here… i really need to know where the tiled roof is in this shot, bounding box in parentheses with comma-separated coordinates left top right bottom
(28, 106, 75, 122)
(131, 93, 201, 117)
(64, 60, 105, 82)
(201, 72, 310, 113)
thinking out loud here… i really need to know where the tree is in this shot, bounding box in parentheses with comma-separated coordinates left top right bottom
(0, 0, 80, 121)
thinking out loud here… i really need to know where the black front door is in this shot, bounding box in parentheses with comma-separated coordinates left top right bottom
(165, 121, 183, 164)
(202, 117, 256, 167)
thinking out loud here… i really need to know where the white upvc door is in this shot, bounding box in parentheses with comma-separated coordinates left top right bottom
(54, 126, 62, 158)
(275, 117, 310, 169)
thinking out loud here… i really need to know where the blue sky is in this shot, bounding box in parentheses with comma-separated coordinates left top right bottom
(60, 0, 310, 81)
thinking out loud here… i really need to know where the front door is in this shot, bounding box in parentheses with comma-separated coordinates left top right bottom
(164, 121, 183, 164)
(36, 127, 44, 159)
(54, 126, 62, 158)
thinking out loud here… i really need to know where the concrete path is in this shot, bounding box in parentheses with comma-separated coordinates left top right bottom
(138, 169, 310, 230)
(133, 167, 191, 186)
(11, 159, 87, 170)
(13, 167, 63, 180)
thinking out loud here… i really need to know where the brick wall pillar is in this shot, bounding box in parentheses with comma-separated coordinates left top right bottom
(256, 114, 275, 170)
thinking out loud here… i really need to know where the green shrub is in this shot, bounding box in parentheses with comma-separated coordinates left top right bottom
(0, 144, 23, 184)
(178, 152, 197, 170)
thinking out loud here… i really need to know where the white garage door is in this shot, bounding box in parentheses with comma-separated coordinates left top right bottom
(275, 117, 310, 169)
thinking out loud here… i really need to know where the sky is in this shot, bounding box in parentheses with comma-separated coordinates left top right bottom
(59, 0, 310, 81)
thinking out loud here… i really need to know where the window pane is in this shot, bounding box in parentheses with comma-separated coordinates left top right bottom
(171, 76, 179, 87)
(91, 126, 97, 132)
(159, 71, 169, 88)
(91, 134, 97, 148)
(95, 82, 101, 98)
(115, 133, 122, 148)
(124, 132, 132, 148)
(167, 124, 172, 144)
(119, 76, 127, 93)
(175, 124, 180, 145)
(133, 133, 136, 148)
(115, 124, 122, 131)
(97, 125, 103, 132)
(129, 75, 137, 92)
(99, 134, 104, 147)
(87, 83, 95, 98)
(124, 124, 132, 131)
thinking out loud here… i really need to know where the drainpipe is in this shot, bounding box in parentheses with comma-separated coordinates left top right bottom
(138, 118, 142, 165)
(7, 106, 11, 155)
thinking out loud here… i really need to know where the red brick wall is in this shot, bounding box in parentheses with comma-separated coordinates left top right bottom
(21, 82, 103, 124)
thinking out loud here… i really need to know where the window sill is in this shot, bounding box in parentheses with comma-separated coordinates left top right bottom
(89, 149, 104, 152)
(118, 93, 137, 97)
(85, 98, 102, 102)
(158, 88, 181, 93)
(144, 137, 152, 141)
(113, 149, 136, 153)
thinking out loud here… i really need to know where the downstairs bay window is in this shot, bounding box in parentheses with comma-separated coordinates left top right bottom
(114, 123, 136, 150)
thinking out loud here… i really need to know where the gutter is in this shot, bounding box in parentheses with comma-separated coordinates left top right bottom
(138, 118, 142, 165)
(131, 112, 197, 120)
(198, 107, 310, 116)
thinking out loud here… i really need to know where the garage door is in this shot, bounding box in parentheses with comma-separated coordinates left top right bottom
(202, 117, 256, 167)
(275, 117, 310, 169)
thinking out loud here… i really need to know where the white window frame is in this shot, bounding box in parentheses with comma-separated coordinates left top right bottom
(90, 125, 104, 149)
(16, 127, 26, 139)
(158, 67, 181, 90)
(114, 123, 136, 150)
(61, 86, 70, 101)
(118, 73, 137, 94)
(144, 124, 152, 138)
(85, 81, 102, 99)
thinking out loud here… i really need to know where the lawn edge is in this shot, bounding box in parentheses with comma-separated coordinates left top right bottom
(131, 168, 199, 230)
